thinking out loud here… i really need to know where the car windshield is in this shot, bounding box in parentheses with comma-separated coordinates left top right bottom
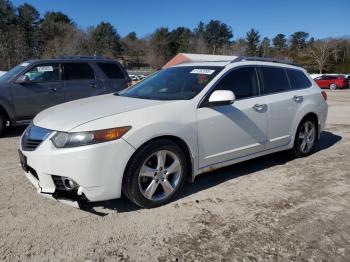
(0, 62, 30, 81)
(119, 66, 223, 100)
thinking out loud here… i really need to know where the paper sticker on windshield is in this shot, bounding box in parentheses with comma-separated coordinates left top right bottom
(20, 62, 30, 67)
(190, 69, 215, 75)
(37, 66, 53, 72)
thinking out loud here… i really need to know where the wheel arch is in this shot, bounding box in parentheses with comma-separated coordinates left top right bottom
(123, 135, 195, 184)
(295, 112, 319, 142)
(0, 104, 10, 123)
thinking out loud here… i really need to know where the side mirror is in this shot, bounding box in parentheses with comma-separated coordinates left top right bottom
(15, 75, 30, 84)
(208, 90, 236, 106)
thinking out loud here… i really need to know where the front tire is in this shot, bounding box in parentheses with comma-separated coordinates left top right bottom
(0, 113, 6, 137)
(122, 139, 187, 208)
(291, 118, 317, 158)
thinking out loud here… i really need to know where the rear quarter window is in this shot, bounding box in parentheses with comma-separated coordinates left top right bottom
(286, 69, 312, 90)
(97, 63, 125, 79)
(260, 66, 290, 94)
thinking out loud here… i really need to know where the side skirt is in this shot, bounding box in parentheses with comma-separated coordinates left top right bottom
(195, 144, 291, 177)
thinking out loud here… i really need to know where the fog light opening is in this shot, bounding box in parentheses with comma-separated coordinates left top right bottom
(63, 178, 78, 191)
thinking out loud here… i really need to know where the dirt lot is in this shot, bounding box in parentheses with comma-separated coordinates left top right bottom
(1, 90, 350, 262)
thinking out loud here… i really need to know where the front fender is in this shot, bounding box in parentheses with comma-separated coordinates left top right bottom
(124, 122, 199, 175)
(70, 101, 199, 175)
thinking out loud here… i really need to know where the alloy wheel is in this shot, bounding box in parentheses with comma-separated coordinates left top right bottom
(298, 121, 316, 153)
(138, 150, 182, 201)
(329, 83, 337, 90)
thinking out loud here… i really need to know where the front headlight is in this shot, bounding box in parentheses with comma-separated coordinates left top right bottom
(51, 126, 131, 148)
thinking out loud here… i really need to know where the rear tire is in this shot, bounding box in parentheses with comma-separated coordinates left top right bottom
(329, 83, 337, 90)
(0, 113, 6, 137)
(291, 118, 317, 158)
(122, 139, 187, 208)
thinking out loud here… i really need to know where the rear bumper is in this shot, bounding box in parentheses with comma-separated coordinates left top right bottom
(318, 100, 328, 139)
(20, 135, 135, 202)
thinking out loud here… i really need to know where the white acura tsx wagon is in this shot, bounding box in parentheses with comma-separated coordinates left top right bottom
(19, 57, 328, 208)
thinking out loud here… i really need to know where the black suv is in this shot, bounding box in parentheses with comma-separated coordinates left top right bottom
(0, 56, 131, 135)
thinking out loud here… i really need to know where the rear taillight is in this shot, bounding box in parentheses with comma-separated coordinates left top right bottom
(321, 91, 327, 101)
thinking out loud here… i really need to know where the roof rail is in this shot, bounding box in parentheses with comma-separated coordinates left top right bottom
(232, 56, 297, 66)
(58, 55, 109, 60)
(178, 59, 233, 65)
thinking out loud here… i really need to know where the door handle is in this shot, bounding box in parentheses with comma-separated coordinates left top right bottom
(90, 83, 97, 88)
(253, 104, 267, 112)
(293, 95, 303, 103)
(48, 87, 57, 92)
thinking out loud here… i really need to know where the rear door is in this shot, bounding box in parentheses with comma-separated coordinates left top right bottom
(197, 66, 268, 168)
(261, 66, 309, 149)
(62, 62, 104, 102)
(96, 62, 128, 92)
(11, 63, 65, 120)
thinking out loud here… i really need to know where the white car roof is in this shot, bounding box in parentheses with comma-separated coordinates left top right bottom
(173, 61, 232, 67)
(173, 59, 305, 71)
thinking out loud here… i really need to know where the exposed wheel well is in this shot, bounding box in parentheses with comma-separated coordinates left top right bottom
(127, 136, 194, 181)
(298, 112, 319, 140)
(0, 105, 10, 124)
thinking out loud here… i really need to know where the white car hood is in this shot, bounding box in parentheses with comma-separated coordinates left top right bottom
(34, 94, 168, 131)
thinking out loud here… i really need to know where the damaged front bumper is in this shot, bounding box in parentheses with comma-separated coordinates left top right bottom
(23, 168, 88, 208)
(18, 133, 136, 208)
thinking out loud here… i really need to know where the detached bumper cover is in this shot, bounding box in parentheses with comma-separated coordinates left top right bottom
(20, 136, 135, 202)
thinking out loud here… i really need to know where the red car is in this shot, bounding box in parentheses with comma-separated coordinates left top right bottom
(314, 75, 349, 90)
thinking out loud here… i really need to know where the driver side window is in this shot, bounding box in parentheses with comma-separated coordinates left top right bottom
(23, 63, 60, 82)
(214, 67, 259, 99)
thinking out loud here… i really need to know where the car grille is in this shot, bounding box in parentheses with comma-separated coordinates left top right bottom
(21, 125, 52, 151)
(22, 139, 43, 151)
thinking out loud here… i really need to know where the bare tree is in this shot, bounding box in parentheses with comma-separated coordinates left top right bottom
(230, 38, 246, 55)
(42, 25, 86, 58)
(330, 40, 340, 64)
(191, 35, 208, 54)
(306, 40, 332, 73)
(259, 37, 270, 57)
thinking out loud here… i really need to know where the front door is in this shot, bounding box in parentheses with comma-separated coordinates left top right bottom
(11, 63, 65, 121)
(197, 66, 268, 168)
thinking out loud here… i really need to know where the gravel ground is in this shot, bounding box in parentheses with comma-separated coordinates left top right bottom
(0, 90, 349, 262)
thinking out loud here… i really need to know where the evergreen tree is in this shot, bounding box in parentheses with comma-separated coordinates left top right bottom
(17, 3, 40, 58)
(290, 31, 309, 56)
(204, 20, 233, 54)
(272, 34, 287, 51)
(245, 29, 260, 56)
(87, 22, 122, 57)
